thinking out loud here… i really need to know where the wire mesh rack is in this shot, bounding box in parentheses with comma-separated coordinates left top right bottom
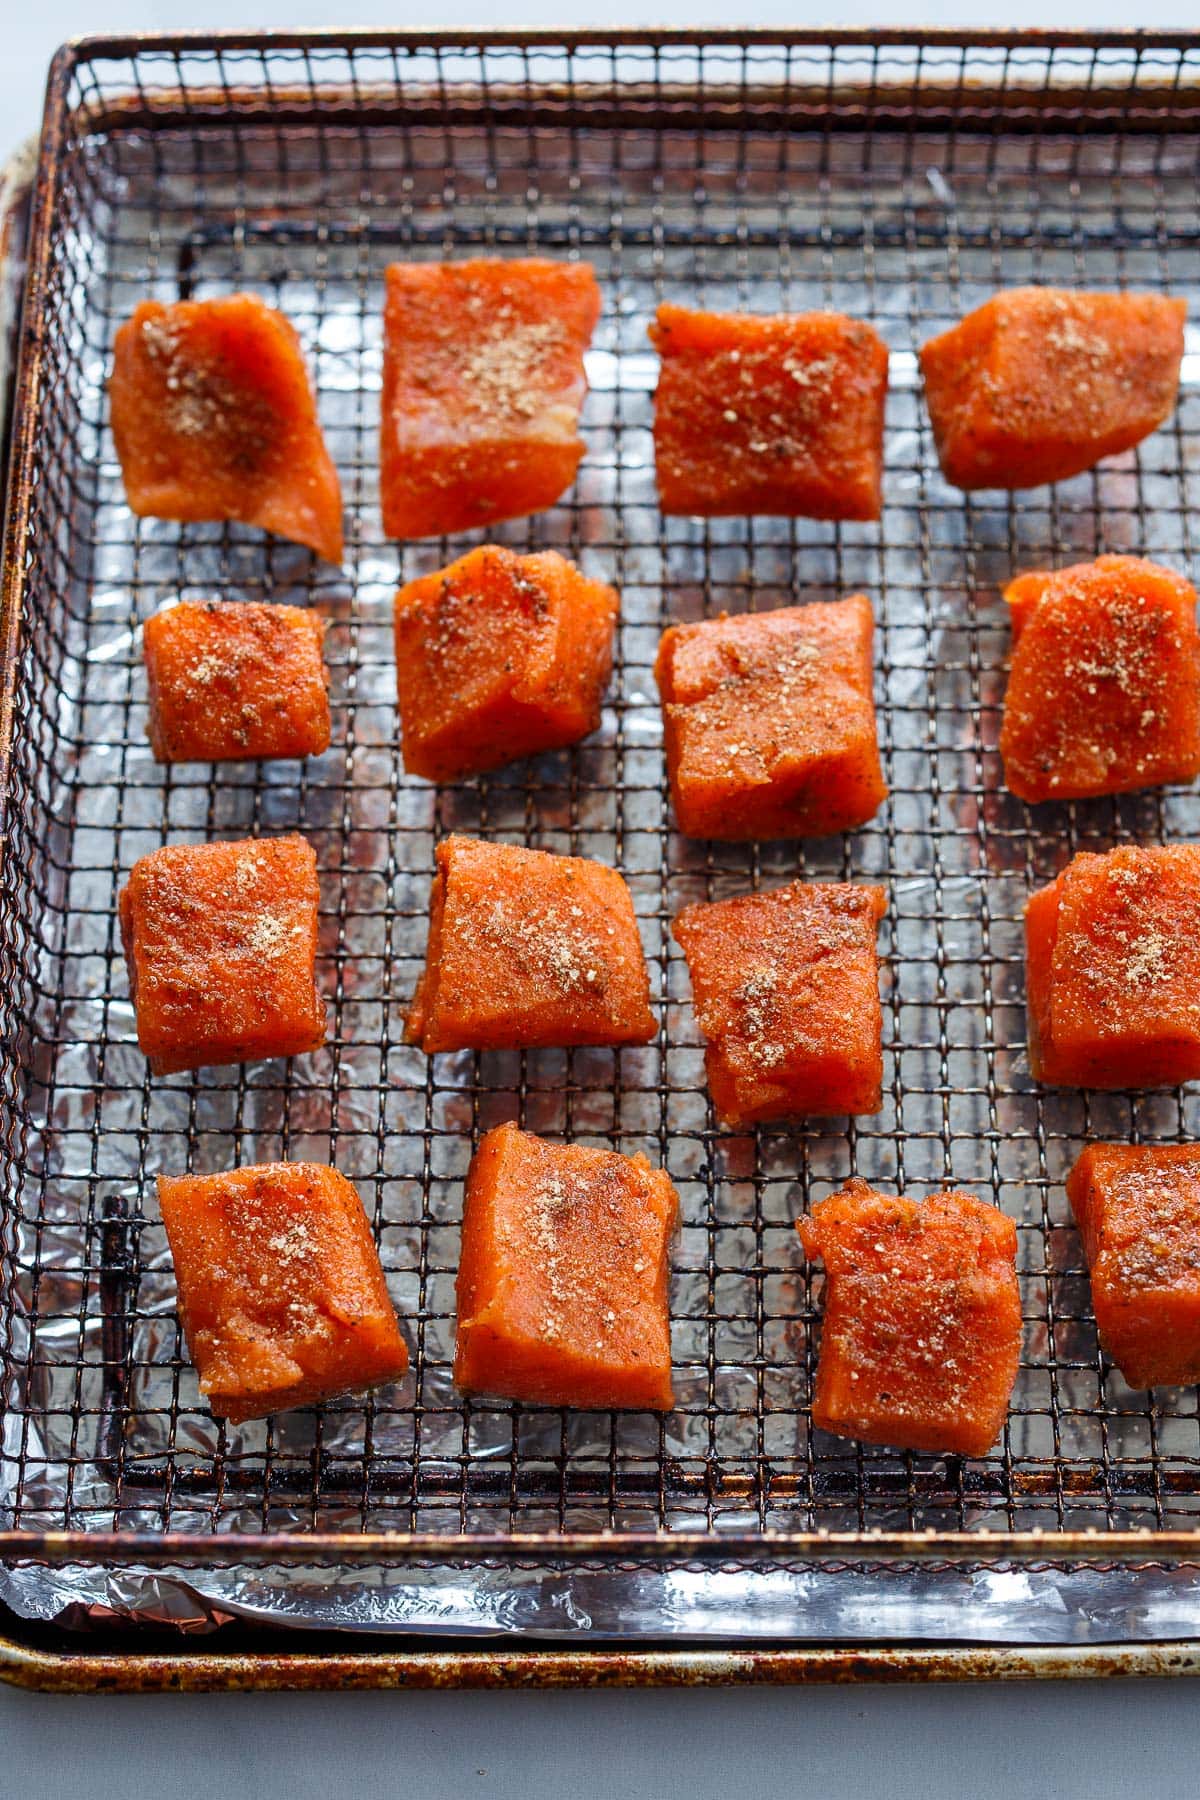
(3, 30, 1200, 1683)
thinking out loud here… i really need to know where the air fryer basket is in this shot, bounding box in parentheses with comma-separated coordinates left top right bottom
(2, 30, 1200, 1687)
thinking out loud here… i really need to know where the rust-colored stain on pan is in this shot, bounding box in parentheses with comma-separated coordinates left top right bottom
(4, 1629, 1200, 1693)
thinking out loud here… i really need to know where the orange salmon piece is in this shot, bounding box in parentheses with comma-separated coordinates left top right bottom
(1025, 844, 1200, 1089)
(144, 600, 331, 764)
(999, 556, 1200, 803)
(919, 287, 1186, 490)
(404, 835, 655, 1053)
(109, 295, 344, 563)
(654, 597, 887, 841)
(380, 258, 601, 538)
(119, 835, 326, 1075)
(393, 545, 617, 780)
(455, 1123, 678, 1410)
(159, 1161, 408, 1425)
(797, 1179, 1021, 1457)
(1067, 1143, 1200, 1389)
(672, 880, 887, 1128)
(649, 305, 889, 519)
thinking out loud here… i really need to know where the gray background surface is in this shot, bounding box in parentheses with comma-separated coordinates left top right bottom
(3, 5, 1200, 1793)
(2, 1678, 1200, 1797)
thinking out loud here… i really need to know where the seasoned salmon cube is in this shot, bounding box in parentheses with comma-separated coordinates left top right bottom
(1025, 844, 1200, 1090)
(380, 258, 601, 538)
(455, 1123, 677, 1410)
(649, 305, 889, 519)
(109, 295, 343, 564)
(797, 1179, 1021, 1457)
(1067, 1143, 1200, 1389)
(404, 836, 655, 1053)
(919, 287, 1186, 490)
(143, 600, 331, 764)
(654, 597, 887, 841)
(393, 545, 617, 781)
(119, 835, 326, 1075)
(999, 556, 1200, 803)
(159, 1161, 408, 1425)
(672, 880, 887, 1129)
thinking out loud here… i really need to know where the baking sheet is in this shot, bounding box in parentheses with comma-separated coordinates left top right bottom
(3, 38, 1200, 1640)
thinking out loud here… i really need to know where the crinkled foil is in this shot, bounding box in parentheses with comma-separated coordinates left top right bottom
(3, 58, 1200, 1643)
(7, 1559, 1200, 1644)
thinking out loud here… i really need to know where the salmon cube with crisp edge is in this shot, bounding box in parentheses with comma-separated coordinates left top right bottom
(380, 258, 601, 538)
(109, 294, 344, 564)
(119, 835, 326, 1075)
(404, 836, 656, 1053)
(1025, 844, 1200, 1090)
(143, 600, 331, 764)
(797, 1179, 1021, 1457)
(159, 1162, 409, 1425)
(1067, 1143, 1200, 1390)
(998, 556, 1200, 804)
(455, 1123, 677, 1410)
(919, 288, 1186, 491)
(654, 597, 887, 841)
(672, 880, 887, 1129)
(393, 545, 617, 781)
(649, 305, 889, 519)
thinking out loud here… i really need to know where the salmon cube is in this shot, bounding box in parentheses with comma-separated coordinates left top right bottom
(1066, 1143, 1200, 1389)
(455, 1123, 677, 1410)
(393, 545, 617, 781)
(159, 1161, 408, 1425)
(919, 287, 1186, 490)
(1025, 844, 1200, 1089)
(1000, 556, 1200, 803)
(797, 1179, 1021, 1457)
(672, 880, 887, 1128)
(649, 305, 889, 519)
(404, 836, 655, 1053)
(380, 258, 601, 538)
(143, 600, 331, 764)
(109, 295, 344, 564)
(654, 597, 887, 841)
(119, 835, 326, 1075)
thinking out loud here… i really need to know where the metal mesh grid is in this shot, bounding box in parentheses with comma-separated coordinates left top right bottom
(4, 34, 1200, 1554)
